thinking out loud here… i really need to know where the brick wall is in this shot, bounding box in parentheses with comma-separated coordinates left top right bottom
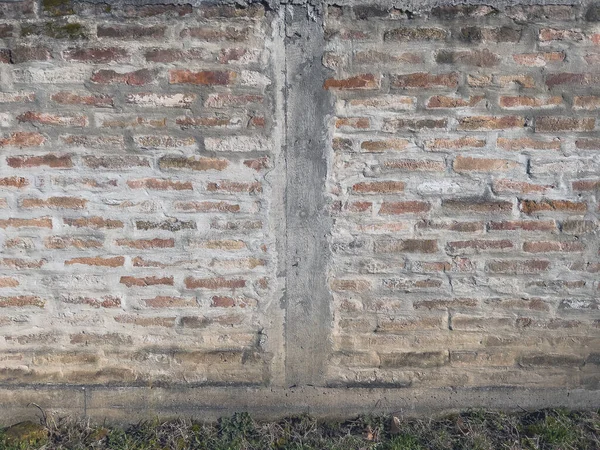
(0, 0, 598, 416)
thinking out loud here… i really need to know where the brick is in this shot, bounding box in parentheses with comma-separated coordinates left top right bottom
(159, 156, 228, 171)
(10, 46, 52, 63)
(346, 96, 415, 110)
(115, 238, 175, 249)
(114, 315, 175, 327)
(426, 95, 484, 108)
(496, 75, 536, 88)
(144, 296, 197, 308)
(120, 276, 173, 287)
(459, 26, 521, 43)
(206, 181, 261, 194)
(60, 295, 120, 308)
(573, 96, 600, 110)
(390, 72, 458, 89)
(330, 279, 370, 292)
(436, 49, 499, 67)
(492, 179, 552, 194)
(0, 258, 45, 269)
(375, 239, 438, 253)
(432, 5, 497, 18)
(468, 74, 492, 87)
(17, 112, 87, 127)
(352, 181, 405, 194)
(499, 96, 562, 109)
(384, 159, 446, 171)
(180, 27, 249, 42)
(0, 177, 28, 188)
(127, 178, 192, 191)
(416, 220, 484, 233)
(513, 52, 565, 66)
(204, 93, 263, 108)
(97, 115, 166, 129)
(169, 70, 235, 85)
(127, 93, 196, 108)
(497, 137, 561, 151)
(446, 239, 513, 253)
(63, 217, 123, 229)
(546, 73, 600, 88)
(134, 136, 197, 149)
(0, 296, 44, 308)
(21, 197, 86, 209)
(458, 116, 525, 130)
(561, 220, 598, 234)
(383, 117, 447, 132)
(535, 117, 595, 132)
(520, 199, 587, 214)
(324, 74, 378, 90)
(176, 116, 241, 129)
(97, 25, 165, 39)
(7, 154, 71, 168)
(360, 138, 409, 152)
(135, 219, 196, 231)
(144, 48, 209, 63)
(384, 27, 447, 41)
(63, 47, 128, 63)
(335, 117, 370, 129)
(193, 240, 246, 250)
(425, 137, 486, 150)
(91, 69, 155, 86)
(443, 199, 512, 214)
(539, 28, 584, 41)
(65, 256, 124, 267)
(83, 156, 150, 170)
(506, 5, 575, 21)
(523, 241, 585, 253)
(184, 277, 245, 290)
(173, 201, 240, 213)
(0, 92, 35, 103)
(353, 51, 422, 65)
(45, 236, 103, 249)
(380, 350, 448, 368)
(575, 139, 600, 150)
(51, 91, 113, 108)
(0, 278, 18, 288)
(413, 298, 478, 310)
(379, 201, 430, 214)
(0, 24, 13, 38)
(0, 217, 52, 229)
(454, 156, 519, 172)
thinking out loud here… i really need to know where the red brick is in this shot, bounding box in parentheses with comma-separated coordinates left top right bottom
(91, 69, 155, 86)
(10, 46, 51, 63)
(114, 315, 175, 327)
(115, 238, 174, 249)
(496, 75, 536, 88)
(60, 295, 120, 308)
(539, 28, 584, 41)
(0, 258, 45, 269)
(127, 178, 192, 191)
(499, 96, 562, 108)
(513, 52, 565, 66)
(523, 241, 585, 252)
(520, 199, 587, 214)
(97, 25, 166, 39)
(65, 256, 124, 267)
(63, 47, 128, 63)
(0, 277, 18, 288)
(21, 197, 86, 209)
(144, 296, 197, 308)
(98, 116, 166, 128)
(546, 73, 600, 88)
(198, 4, 264, 18)
(0, 24, 13, 38)
(323, 74, 378, 90)
(169, 70, 235, 85)
(384, 159, 446, 171)
(51, 91, 113, 107)
(0, 296, 44, 308)
(573, 96, 600, 110)
(63, 217, 123, 229)
(360, 138, 409, 152)
(0, 217, 52, 229)
(383, 117, 447, 131)
(17, 111, 87, 127)
(0, 177, 28, 188)
(7, 154, 72, 168)
(352, 181, 405, 194)
(426, 95, 484, 108)
(206, 181, 261, 193)
(416, 220, 484, 233)
(379, 201, 430, 214)
(159, 156, 228, 171)
(497, 137, 561, 151)
(120, 276, 173, 287)
(390, 72, 458, 89)
(454, 156, 519, 171)
(184, 277, 246, 289)
(536, 117, 595, 132)
(335, 117, 370, 129)
(458, 116, 525, 130)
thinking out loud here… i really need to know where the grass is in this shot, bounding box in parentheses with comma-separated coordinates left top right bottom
(0, 409, 598, 449)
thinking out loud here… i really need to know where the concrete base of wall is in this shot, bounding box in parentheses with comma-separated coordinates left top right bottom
(0, 386, 598, 424)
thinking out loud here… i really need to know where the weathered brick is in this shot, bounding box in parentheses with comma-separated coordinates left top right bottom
(536, 117, 595, 132)
(7, 154, 72, 168)
(0, 296, 44, 308)
(0, 217, 52, 229)
(63, 217, 123, 229)
(65, 256, 124, 267)
(135, 218, 196, 231)
(169, 70, 235, 85)
(497, 137, 561, 151)
(21, 197, 86, 209)
(513, 52, 565, 66)
(97, 25, 166, 39)
(63, 47, 128, 63)
(45, 236, 103, 249)
(425, 137, 485, 150)
(488, 220, 556, 232)
(144, 48, 209, 63)
(383, 118, 447, 131)
(443, 199, 512, 214)
(436, 49, 499, 67)
(459, 26, 521, 43)
(492, 179, 552, 194)
(17, 112, 87, 127)
(379, 201, 430, 214)
(523, 241, 585, 253)
(91, 69, 155, 86)
(159, 156, 228, 171)
(120, 276, 173, 287)
(0, 177, 28, 188)
(520, 199, 587, 214)
(127, 178, 192, 191)
(496, 75, 536, 88)
(206, 181, 261, 194)
(384, 27, 447, 41)
(454, 156, 519, 172)
(499, 96, 562, 109)
(352, 181, 405, 194)
(323, 74, 378, 90)
(390, 72, 458, 89)
(180, 27, 249, 42)
(458, 116, 525, 130)
(361, 138, 409, 152)
(375, 239, 438, 253)
(51, 91, 113, 107)
(426, 95, 484, 108)
(83, 156, 150, 170)
(539, 28, 584, 41)
(185, 277, 246, 290)
(115, 239, 175, 249)
(10, 46, 52, 63)
(384, 159, 446, 172)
